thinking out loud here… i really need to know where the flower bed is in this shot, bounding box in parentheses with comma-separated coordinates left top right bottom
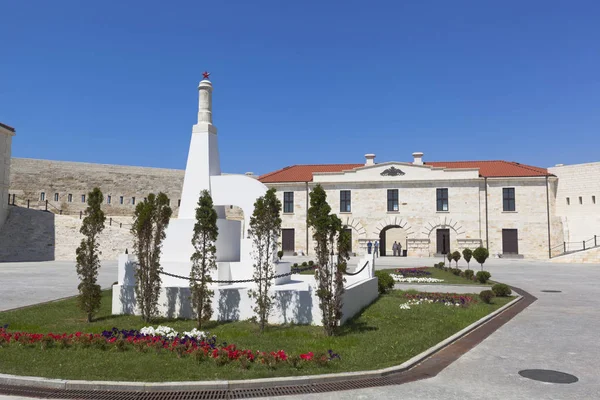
(399, 292, 476, 310)
(394, 267, 431, 277)
(0, 326, 339, 368)
(391, 274, 445, 283)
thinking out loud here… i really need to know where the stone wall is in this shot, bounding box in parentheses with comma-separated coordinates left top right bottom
(268, 176, 563, 260)
(548, 162, 600, 243)
(9, 158, 185, 216)
(0, 125, 15, 229)
(8, 158, 245, 221)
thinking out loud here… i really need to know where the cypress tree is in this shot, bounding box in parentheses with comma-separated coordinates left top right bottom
(75, 187, 106, 323)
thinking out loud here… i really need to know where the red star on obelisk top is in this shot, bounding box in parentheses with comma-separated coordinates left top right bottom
(202, 71, 211, 80)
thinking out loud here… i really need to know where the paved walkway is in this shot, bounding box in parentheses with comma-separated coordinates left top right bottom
(0, 260, 118, 311)
(1, 258, 599, 399)
(254, 258, 600, 399)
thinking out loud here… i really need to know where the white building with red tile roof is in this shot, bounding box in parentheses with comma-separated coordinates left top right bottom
(259, 152, 564, 260)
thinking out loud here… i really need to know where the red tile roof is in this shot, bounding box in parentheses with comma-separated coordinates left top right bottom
(259, 160, 550, 183)
(425, 161, 550, 178)
(259, 164, 364, 183)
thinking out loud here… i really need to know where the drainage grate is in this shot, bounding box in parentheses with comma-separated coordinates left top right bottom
(519, 369, 578, 384)
(541, 290, 562, 293)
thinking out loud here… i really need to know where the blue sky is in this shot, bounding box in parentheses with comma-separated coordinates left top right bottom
(1, 0, 598, 174)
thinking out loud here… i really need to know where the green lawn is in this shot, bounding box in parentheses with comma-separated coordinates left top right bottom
(0, 289, 511, 381)
(380, 267, 493, 285)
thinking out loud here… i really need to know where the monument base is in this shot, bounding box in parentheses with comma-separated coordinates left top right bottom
(111, 255, 378, 326)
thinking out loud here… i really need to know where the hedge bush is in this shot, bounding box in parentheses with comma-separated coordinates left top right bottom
(375, 271, 395, 294)
(492, 283, 512, 297)
(476, 270, 491, 284)
(308, 260, 314, 266)
(479, 290, 495, 304)
(464, 269, 474, 280)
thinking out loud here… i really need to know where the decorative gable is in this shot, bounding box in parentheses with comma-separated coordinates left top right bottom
(312, 162, 481, 183)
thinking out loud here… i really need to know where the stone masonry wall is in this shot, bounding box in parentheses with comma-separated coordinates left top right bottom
(268, 177, 563, 260)
(0, 128, 13, 229)
(8, 158, 244, 221)
(548, 162, 600, 243)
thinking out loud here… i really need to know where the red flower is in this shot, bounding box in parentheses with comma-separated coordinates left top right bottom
(300, 352, 314, 361)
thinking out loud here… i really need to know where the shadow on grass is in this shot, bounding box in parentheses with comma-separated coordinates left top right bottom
(336, 295, 382, 337)
(92, 314, 131, 323)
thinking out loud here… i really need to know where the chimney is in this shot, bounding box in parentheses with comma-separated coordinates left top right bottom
(412, 152, 424, 166)
(365, 154, 376, 166)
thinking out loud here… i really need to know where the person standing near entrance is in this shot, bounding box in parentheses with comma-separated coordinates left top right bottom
(374, 240, 379, 257)
(367, 240, 372, 254)
(392, 241, 398, 256)
(398, 242, 403, 257)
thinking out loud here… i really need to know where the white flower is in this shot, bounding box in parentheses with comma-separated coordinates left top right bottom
(399, 303, 411, 310)
(182, 328, 208, 340)
(390, 274, 444, 283)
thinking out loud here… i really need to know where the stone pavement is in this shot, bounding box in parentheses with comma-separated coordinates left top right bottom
(1, 257, 600, 399)
(252, 258, 600, 399)
(0, 260, 118, 311)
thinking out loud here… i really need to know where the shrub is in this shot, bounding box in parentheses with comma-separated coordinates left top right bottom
(492, 283, 512, 297)
(464, 269, 474, 280)
(301, 261, 308, 267)
(293, 263, 299, 268)
(451, 268, 461, 276)
(375, 271, 395, 294)
(277, 250, 283, 260)
(451, 251, 461, 267)
(479, 290, 495, 304)
(308, 260, 314, 266)
(473, 247, 490, 271)
(476, 270, 491, 284)
(462, 248, 473, 268)
(446, 252, 453, 264)
(459, 271, 465, 278)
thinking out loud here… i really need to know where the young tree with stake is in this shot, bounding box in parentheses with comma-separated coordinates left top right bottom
(75, 187, 106, 322)
(190, 190, 219, 329)
(131, 193, 172, 322)
(248, 188, 282, 333)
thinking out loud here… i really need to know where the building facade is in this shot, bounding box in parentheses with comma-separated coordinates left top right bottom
(0, 123, 16, 229)
(259, 152, 564, 260)
(548, 162, 600, 252)
(8, 153, 590, 260)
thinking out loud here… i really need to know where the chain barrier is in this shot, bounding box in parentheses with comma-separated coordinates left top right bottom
(342, 260, 370, 276)
(159, 264, 317, 284)
(159, 260, 370, 284)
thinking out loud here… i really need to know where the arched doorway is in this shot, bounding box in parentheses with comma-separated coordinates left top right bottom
(379, 225, 407, 256)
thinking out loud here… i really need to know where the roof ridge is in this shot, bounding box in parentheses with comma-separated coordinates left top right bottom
(258, 165, 295, 179)
(501, 160, 549, 174)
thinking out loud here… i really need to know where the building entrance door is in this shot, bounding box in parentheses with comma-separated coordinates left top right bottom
(502, 229, 519, 254)
(281, 229, 295, 253)
(436, 229, 450, 255)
